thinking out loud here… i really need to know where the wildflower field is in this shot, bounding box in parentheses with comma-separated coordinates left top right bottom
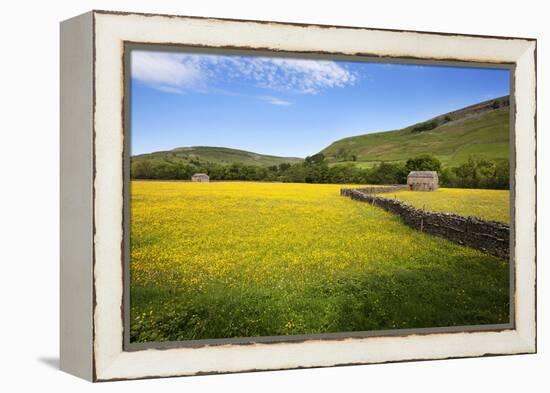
(130, 181, 510, 343)
(388, 188, 510, 223)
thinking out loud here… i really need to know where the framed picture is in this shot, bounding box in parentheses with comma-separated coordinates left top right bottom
(60, 10, 537, 381)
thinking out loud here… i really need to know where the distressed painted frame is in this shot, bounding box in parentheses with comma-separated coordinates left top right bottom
(60, 10, 537, 382)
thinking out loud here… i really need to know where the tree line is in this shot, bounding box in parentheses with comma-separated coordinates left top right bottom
(131, 153, 509, 190)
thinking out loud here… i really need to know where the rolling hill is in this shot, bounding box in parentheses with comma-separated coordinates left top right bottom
(320, 96, 510, 167)
(132, 96, 510, 172)
(132, 146, 303, 167)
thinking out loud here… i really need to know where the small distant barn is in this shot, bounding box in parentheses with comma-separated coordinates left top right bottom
(191, 173, 210, 182)
(407, 171, 438, 191)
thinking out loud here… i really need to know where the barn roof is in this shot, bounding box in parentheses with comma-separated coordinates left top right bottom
(407, 171, 438, 178)
(192, 173, 209, 176)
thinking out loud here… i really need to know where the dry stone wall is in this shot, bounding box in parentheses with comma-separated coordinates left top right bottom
(343, 185, 409, 194)
(341, 187, 510, 260)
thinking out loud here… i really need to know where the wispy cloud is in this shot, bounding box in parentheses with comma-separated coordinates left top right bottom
(131, 52, 206, 93)
(224, 57, 357, 94)
(131, 51, 357, 95)
(257, 96, 292, 106)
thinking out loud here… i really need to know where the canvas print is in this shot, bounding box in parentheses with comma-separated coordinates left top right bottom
(127, 48, 511, 344)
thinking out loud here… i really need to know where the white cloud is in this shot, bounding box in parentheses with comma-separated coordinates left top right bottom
(257, 96, 292, 106)
(224, 56, 357, 94)
(131, 51, 358, 95)
(257, 58, 356, 93)
(131, 51, 205, 93)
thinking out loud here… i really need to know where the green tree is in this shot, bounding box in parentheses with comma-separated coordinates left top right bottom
(412, 120, 438, 133)
(278, 162, 291, 172)
(446, 157, 509, 190)
(492, 160, 510, 189)
(131, 160, 154, 179)
(305, 153, 326, 166)
(368, 162, 407, 184)
(405, 154, 442, 173)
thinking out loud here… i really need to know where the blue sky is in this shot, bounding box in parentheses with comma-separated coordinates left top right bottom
(130, 50, 510, 157)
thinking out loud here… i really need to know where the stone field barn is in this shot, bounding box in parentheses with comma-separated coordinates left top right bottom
(407, 171, 438, 191)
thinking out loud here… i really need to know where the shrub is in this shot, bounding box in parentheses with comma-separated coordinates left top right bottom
(411, 120, 439, 133)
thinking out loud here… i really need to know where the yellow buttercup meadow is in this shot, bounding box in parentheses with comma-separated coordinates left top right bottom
(130, 181, 510, 343)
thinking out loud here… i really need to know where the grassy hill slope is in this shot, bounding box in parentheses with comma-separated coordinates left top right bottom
(133, 146, 303, 167)
(321, 96, 510, 167)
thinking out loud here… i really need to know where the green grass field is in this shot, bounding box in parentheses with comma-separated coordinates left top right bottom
(130, 181, 510, 343)
(387, 188, 510, 223)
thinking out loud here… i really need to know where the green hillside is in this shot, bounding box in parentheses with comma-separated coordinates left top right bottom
(321, 96, 510, 167)
(132, 97, 510, 177)
(133, 146, 303, 167)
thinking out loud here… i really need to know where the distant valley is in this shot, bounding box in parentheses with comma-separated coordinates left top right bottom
(132, 96, 510, 170)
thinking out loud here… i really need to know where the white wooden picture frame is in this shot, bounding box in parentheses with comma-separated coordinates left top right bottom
(60, 10, 536, 381)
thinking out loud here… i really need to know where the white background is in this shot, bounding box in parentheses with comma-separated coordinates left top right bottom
(0, 0, 546, 391)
